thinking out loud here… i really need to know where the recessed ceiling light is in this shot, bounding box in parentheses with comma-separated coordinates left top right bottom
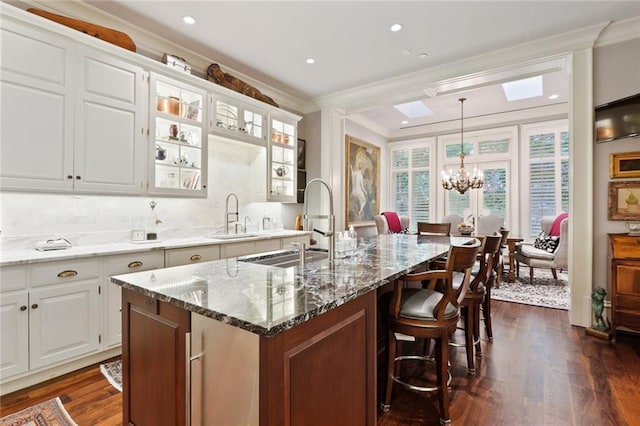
(501, 76, 543, 101)
(400, 49, 411, 56)
(182, 15, 196, 25)
(390, 23, 402, 32)
(418, 53, 428, 59)
(548, 94, 559, 100)
(401, 120, 409, 125)
(306, 58, 315, 64)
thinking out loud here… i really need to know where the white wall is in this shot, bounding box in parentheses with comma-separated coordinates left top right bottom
(593, 38, 640, 293)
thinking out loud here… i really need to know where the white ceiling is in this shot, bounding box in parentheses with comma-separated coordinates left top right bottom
(82, 1, 640, 132)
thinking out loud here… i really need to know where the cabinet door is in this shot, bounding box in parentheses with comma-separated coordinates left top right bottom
(268, 117, 297, 202)
(29, 280, 101, 370)
(0, 292, 29, 379)
(209, 95, 267, 145)
(104, 251, 165, 348)
(0, 23, 75, 191)
(149, 73, 207, 197)
(74, 49, 147, 194)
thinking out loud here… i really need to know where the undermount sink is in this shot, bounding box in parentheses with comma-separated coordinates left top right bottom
(239, 249, 328, 268)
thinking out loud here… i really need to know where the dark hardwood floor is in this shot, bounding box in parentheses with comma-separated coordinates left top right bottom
(2, 300, 639, 425)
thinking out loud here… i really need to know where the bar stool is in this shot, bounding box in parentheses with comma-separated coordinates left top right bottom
(454, 234, 502, 373)
(380, 241, 481, 424)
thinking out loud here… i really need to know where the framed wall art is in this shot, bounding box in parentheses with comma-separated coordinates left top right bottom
(608, 180, 640, 220)
(610, 151, 640, 179)
(345, 135, 380, 227)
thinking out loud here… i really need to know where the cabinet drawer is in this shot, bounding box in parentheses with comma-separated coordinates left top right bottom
(165, 245, 220, 267)
(255, 239, 281, 254)
(0, 265, 27, 292)
(616, 310, 640, 331)
(221, 241, 255, 258)
(615, 293, 640, 311)
(30, 258, 101, 287)
(610, 236, 640, 259)
(613, 262, 640, 294)
(105, 250, 165, 275)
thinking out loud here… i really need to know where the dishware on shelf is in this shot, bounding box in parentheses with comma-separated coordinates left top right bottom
(274, 165, 289, 177)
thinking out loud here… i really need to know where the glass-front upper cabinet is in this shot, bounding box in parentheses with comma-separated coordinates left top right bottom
(269, 117, 296, 202)
(209, 95, 267, 145)
(149, 73, 207, 196)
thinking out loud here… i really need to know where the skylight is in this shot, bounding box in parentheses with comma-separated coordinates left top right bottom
(501, 76, 543, 101)
(393, 101, 433, 118)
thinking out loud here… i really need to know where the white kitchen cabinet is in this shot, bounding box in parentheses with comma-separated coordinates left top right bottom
(149, 72, 207, 196)
(0, 292, 29, 380)
(73, 48, 147, 194)
(209, 94, 267, 146)
(268, 116, 297, 202)
(0, 266, 29, 380)
(0, 21, 147, 195)
(29, 280, 101, 370)
(103, 250, 165, 348)
(165, 245, 220, 267)
(220, 239, 282, 259)
(0, 22, 75, 191)
(28, 259, 102, 370)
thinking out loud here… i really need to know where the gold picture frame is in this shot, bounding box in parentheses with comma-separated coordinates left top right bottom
(345, 135, 380, 227)
(608, 181, 640, 220)
(610, 151, 640, 179)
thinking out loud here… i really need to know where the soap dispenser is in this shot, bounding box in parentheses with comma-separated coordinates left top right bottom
(146, 200, 162, 240)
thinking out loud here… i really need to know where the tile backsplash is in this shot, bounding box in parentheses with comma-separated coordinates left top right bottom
(1, 137, 301, 250)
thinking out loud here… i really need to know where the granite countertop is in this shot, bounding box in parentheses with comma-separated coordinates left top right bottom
(0, 230, 311, 267)
(111, 234, 472, 337)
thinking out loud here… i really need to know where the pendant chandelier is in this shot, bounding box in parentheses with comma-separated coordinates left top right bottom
(441, 97, 483, 194)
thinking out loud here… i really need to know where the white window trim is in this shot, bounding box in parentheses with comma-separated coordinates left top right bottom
(388, 137, 436, 229)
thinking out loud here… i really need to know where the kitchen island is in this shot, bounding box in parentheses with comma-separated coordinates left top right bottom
(111, 234, 469, 426)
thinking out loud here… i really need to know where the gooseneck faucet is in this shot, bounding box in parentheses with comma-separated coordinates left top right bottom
(225, 193, 239, 235)
(302, 178, 335, 261)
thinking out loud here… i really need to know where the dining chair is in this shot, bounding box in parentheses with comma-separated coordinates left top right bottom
(417, 222, 451, 236)
(476, 214, 504, 236)
(375, 213, 410, 234)
(442, 215, 464, 236)
(380, 241, 481, 424)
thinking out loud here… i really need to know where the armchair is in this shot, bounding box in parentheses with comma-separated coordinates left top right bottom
(374, 213, 410, 235)
(514, 216, 568, 285)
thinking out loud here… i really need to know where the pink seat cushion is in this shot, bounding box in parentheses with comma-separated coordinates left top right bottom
(382, 211, 403, 233)
(549, 213, 568, 237)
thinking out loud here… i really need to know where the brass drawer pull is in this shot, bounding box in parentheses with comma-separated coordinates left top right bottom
(190, 254, 202, 262)
(128, 261, 144, 268)
(57, 270, 78, 278)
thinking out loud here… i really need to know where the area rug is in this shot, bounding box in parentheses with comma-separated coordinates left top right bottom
(492, 265, 569, 310)
(100, 360, 122, 392)
(0, 397, 76, 426)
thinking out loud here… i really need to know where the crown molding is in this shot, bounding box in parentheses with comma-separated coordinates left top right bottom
(11, 0, 307, 113)
(594, 16, 640, 47)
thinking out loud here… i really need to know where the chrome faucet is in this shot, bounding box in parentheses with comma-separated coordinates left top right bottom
(225, 193, 239, 235)
(302, 178, 335, 261)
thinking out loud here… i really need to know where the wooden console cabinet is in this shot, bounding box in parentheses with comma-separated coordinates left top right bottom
(608, 234, 640, 342)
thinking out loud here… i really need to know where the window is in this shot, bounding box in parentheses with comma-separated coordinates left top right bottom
(438, 126, 517, 229)
(521, 121, 569, 237)
(389, 138, 435, 231)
